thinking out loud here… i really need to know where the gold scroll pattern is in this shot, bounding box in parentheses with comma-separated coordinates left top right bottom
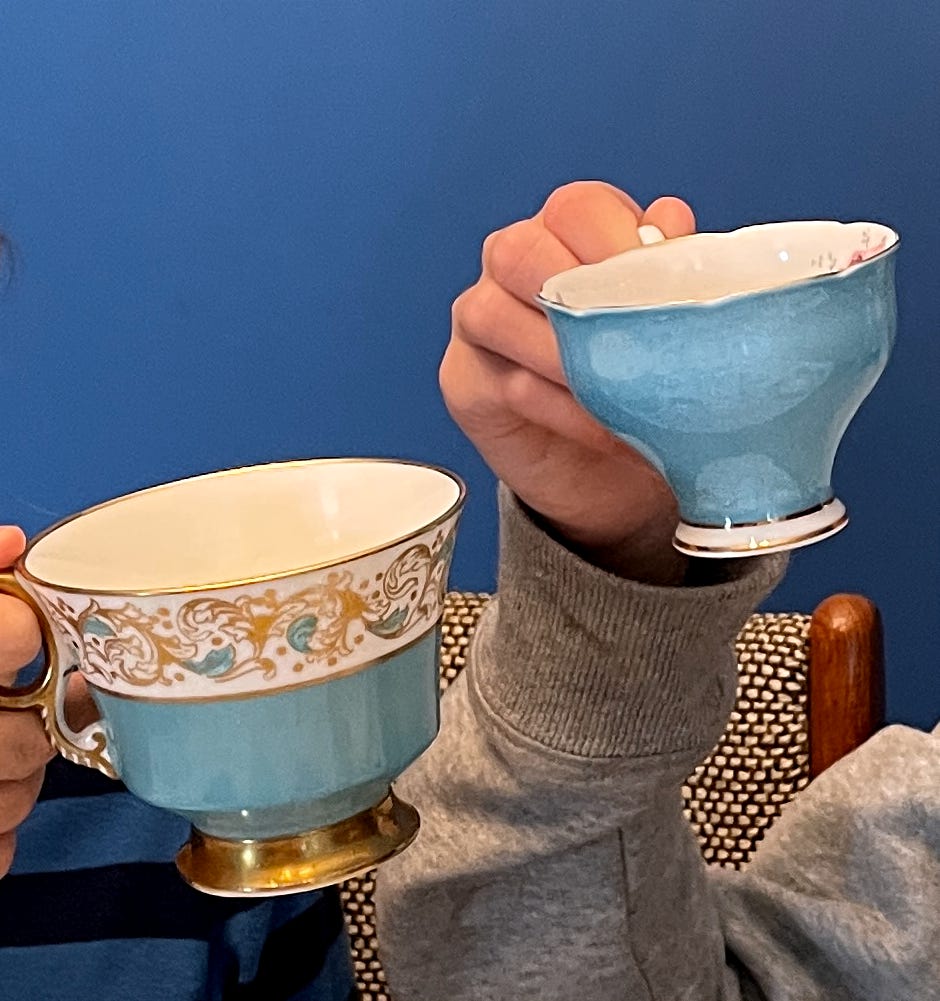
(44, 525, 457, 692)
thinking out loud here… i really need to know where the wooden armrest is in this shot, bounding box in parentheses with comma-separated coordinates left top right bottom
(808, 593, 885, 779)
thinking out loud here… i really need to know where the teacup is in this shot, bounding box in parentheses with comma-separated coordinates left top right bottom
(537, 221, 899, 557)
(0, 458, 465, 895)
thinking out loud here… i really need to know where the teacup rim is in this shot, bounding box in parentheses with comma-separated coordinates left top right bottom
(536, 219, 900, 316)
(16, 456, 467, 598)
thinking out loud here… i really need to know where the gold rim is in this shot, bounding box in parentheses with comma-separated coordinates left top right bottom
(85, 620, 441, 703)
(675, 512, 848, 555)
(175, 789, 419, 896)
(17, 457, 466, 597)
(680, 498, 835, 531)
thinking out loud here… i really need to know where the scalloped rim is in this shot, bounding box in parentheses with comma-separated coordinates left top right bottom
(538, 220, 899, 316)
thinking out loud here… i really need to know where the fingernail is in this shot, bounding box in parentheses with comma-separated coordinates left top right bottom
(638, 225, 665, 246)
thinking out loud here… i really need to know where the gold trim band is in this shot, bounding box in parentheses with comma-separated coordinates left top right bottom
(680, 498, 835, 531)
(676, 513, 848, 555)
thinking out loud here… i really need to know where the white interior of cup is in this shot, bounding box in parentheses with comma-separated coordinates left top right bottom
(540, 220, 898, 311)
(24, 460, 463, 592)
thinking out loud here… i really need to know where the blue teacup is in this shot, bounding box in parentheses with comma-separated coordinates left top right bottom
(0, 458, 465, 894)
(537, 221, 899, 556)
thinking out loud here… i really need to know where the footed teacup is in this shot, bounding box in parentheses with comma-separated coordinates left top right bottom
(538, 220, 899, 557)
(0, 458, 465, 895)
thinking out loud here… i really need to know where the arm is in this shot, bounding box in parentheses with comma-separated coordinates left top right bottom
(714, 721, 940, 1000)
(374, 182, 760, 999)
(377, 181, 938, 999)
(376, 489, 787, 1000)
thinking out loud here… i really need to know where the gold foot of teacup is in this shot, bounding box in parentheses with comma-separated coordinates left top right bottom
(673, 498, 849, 558)
(175, 789, 419, 897)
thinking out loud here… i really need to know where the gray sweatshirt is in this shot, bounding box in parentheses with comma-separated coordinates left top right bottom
(375, 491, 939, 1000)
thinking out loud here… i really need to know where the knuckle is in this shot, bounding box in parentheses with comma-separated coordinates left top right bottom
(453, 282, 496, 346)
(450, 286, 474, 332)
(438, 342, 472, 416)
(502, 367, 536, 411)
(480, 229, 500, 268)
(439, 344, 472, 413)
(483, 220, 536, 287)
(439, 341, 499, 430)
(438, 341, 459, 400)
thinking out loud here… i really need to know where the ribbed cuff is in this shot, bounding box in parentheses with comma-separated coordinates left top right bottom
(472, 486, 789, 760)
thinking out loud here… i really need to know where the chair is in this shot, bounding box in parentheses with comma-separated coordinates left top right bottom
(341, 590, 885, 1001)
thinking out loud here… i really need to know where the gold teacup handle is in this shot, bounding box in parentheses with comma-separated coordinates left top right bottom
(0, 571, 117, 778)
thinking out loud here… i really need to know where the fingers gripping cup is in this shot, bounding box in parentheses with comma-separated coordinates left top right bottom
(0, 458, 465, 895)
(537, 221, 899, 557)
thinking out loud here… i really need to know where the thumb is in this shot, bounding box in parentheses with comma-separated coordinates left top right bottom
(641, 196, 697, 239)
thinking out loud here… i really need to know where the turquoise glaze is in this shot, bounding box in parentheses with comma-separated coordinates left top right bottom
(90, 628, 441, 838)
(541, 252, 897, 526)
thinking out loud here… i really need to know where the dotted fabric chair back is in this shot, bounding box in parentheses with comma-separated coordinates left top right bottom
(341, 592, 813, 1000)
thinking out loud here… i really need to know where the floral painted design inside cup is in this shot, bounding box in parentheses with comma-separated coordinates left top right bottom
(537, 221, 899, 557)
(0, 458, 465, 895)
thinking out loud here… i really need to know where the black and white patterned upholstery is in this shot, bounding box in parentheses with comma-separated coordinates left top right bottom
(341, 593, 813, 1000)
(683, 610, 811, 867)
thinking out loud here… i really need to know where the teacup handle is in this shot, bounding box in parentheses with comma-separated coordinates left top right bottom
(0, 571, 117, 779)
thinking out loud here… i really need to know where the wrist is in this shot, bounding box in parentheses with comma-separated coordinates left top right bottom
(488, 485, 791, 758)
(532, 507, 689, 586)
(568, 533, 689, 586)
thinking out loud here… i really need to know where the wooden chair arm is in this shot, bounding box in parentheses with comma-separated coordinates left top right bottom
(808, 593, 886, 780)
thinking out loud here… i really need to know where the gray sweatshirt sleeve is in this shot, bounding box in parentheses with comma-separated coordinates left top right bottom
(375, 489, 940, 1000)
(713, 721, 940, 1000)
(375, 489, 786, 1000)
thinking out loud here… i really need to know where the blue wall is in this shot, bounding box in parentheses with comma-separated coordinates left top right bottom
(1, 2, 937, 727)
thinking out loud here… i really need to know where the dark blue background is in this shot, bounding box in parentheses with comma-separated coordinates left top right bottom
(1, 2, 937, 726)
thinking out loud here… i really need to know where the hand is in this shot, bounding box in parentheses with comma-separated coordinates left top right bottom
(0, 526, 53, 877)
(441, 181, 696, 583)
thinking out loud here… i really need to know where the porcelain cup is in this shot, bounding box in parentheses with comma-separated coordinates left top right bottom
(0, 458, 465, 894)
(537, 221, 899, 556)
